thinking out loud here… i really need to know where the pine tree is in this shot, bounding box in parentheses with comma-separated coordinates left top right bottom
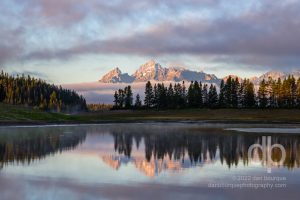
(118, 89, 125, 108)
(194, 81, 203, 108)
(224, 77, 232, 107)
(297, 78, 300, 107)
(238, 80, 245, 108)
(208, 85, 218, 108)
(258, 79, 268, 108)
(277, 78, 284, 107)
(174, 83, 183, 108)
(267, 78, 277, 108)
(124, 86, 133, 109)
(153, 84, 158, 108)
(244, 80, 256, 108)
(144, 81, 154, 108)
(134, 94, 142, 108)
(113, 91, 119, 108)
(167, 83, 174, 108)
(180, 81, 187, 107)
(202, 84, 208, 107)
(49, 91, 58, 111)
(218, 80, 226, 108)
(39, 94, 47, 110)
(290, 76, 297, 107)
(156, 83, 167, 109)
(187, 81, 195, 107)
(231, 78, 239, 108)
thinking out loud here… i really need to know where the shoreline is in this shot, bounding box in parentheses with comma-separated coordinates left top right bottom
(1, 119, 300, 127)
(2, 103, 300, 127)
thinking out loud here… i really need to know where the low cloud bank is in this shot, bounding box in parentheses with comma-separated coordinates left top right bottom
(63, 81, 197, 104)
(62, 82, 147, 104)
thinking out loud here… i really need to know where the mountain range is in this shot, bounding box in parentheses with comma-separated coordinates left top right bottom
(99, 60, 300, 85)
(99, 60, 219, 84)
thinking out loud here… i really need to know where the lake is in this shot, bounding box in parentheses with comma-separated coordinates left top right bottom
(0, 123, 300, 200)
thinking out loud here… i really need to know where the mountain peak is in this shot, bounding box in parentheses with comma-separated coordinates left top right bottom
(99, 60, 220, 84)
(113, 67, 121, 72)
(132, 60, 166, 82)
(99, 67, 134, 83)
(146, 59, 156, 65)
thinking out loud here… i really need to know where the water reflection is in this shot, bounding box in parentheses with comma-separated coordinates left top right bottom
(0, 127, 86, 168)
(0, 124, 300, 175)
(106, 125, 300, 176)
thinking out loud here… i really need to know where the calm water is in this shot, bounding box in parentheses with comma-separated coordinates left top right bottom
(0, 123, 300, 200)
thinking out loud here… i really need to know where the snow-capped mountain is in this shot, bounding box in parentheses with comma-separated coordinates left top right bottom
(166, 67, 219, 83)
(99, 67, 134, 83)
(99, 61, 300, 85)
(132, 60, 167, 82)
(99, 60, 221, 84)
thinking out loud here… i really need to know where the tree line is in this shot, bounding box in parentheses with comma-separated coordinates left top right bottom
(113, 75, 300, 109)
(0, 71, 87, 112)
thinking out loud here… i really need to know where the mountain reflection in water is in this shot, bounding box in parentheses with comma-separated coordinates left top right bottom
(0, 124, 300, 175)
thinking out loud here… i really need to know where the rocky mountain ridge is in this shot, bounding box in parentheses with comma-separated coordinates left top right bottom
(99, 60, 300, 85)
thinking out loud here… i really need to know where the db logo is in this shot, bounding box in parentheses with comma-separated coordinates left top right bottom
(248, 136, 286, 173)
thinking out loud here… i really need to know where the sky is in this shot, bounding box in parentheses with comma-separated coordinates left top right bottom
(0, 0, 300, 84)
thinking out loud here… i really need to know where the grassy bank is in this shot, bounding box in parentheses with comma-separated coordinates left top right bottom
(0, 103, 75, 122)
(1, 103, 300, 125)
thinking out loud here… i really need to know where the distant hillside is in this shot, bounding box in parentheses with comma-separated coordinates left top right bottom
(0, 71, 87, 112)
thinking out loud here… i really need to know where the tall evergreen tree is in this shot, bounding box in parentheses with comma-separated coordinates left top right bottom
(134, 94, 142, 108)
(118, 89, 125, 108)
(113, 91, 119, 108)
(224, 77, 232, 107)
(231, 78, 239, 108)
(297, 78, 300, 107)
(187, 81, 195, 107)
(267, 78, 277, 108)
(153, 84, 158, 108)
(124, 86, 133, 108)
(202, 84, 208, 107)
(49, 91, 58, 111)
(194, 81, 203, 107)
(276, 78, 284, 107)
(174, 83, 184, 108)
(144, 81, 154, 108)
(218, 80, 226, 108)
(208, 85, 218, 108)
(244, 80, 256, 108)
(258, 79, 268, 108)
(180, 81, 187, 108)
(238, 80, 245, 108)
(167, 83, 174, 108)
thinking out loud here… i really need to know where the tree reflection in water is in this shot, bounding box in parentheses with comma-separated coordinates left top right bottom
(0, 124, 300, 176)
(110, 126, 300, 170)
(0, 127, 86, 168)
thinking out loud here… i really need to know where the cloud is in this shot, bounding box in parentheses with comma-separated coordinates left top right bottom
(1, 0, 300, 72)
(0, 26, 24, 65)
(62, 82, 147, 103)
(20, 0, 300, 70)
